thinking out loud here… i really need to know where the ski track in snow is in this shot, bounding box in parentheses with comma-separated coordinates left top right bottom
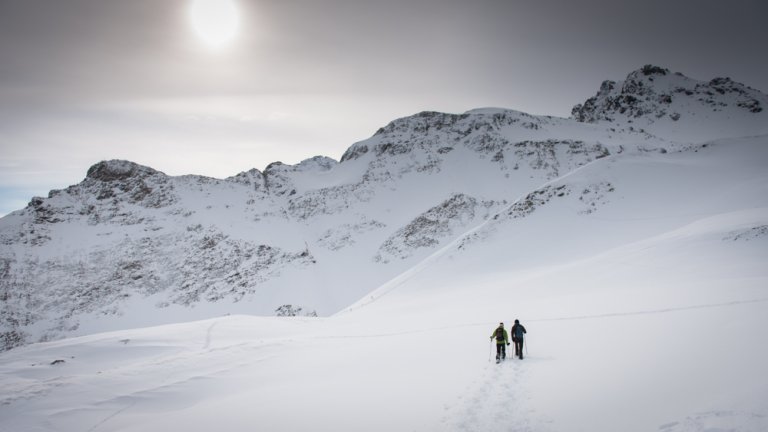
(441, 357, 549, 432)
(658, 410, 768, 432)
(203, 321, 217, 349)
(528, 297, 768, 322)
(86, 401, 136, 432)
(41, 349, 277, 432)
(328, 297, 768, 340)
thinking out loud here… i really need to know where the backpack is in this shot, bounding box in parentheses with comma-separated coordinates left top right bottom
(513, 324, 525, 340)
(495, 327, 505, 341)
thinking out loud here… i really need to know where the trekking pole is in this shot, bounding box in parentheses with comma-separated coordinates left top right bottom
(525, 336, 529, 357)
(488, 339, 493, 362)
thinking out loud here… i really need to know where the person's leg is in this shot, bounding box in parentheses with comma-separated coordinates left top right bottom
(518, 339, 524, 359)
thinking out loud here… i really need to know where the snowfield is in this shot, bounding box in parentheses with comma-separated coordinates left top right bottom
(1, 66, 767, 431)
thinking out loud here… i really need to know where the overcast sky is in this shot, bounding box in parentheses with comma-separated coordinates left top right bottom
(1, 0, 767, 216)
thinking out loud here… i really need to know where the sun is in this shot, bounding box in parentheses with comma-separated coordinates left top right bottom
(189, 0, 240, 49)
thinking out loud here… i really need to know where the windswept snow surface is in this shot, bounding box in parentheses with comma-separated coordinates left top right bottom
(1, 136, 767, 431)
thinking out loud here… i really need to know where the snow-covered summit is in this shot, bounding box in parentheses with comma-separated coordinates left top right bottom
(571, 64, 768, 141)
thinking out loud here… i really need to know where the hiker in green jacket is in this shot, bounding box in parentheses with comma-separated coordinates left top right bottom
(490, 322, 510, 362)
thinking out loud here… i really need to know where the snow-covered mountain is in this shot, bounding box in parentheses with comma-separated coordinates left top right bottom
(0, 65, 766, 355)
(1, 65, 768, 432)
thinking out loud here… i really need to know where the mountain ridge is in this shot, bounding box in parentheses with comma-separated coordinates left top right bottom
(1, 65, 766, 351)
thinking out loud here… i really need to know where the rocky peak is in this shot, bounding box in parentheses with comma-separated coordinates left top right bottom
(571, 65, 766, 125)
(373, 111, 470, 137)
(227, 168, 265, 189)
(265, 156, 338, 174)
(340, 108, 546, 163)
(226, 157, 338, 196)
(635, 64, 670, 78)
(86, 160, 162, 182)
(295, 156, 338, 172)
(78, 160, 176, 210)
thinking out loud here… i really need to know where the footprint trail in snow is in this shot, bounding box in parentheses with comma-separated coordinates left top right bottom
(441, 358, 551, 432)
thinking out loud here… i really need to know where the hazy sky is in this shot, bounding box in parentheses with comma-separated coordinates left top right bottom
(1, 0, 767, 216)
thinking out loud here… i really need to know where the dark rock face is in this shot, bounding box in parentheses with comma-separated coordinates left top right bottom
(86, 160, 160, 182)
(375, 193, 485, 262)
(571, 65, 765, 124)
(79, 160, 177, 209)
(640, 65, 669, 76)
(342, 109, 547, 163)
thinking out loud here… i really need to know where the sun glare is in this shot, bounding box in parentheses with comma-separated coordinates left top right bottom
(189, 0, 240, 49)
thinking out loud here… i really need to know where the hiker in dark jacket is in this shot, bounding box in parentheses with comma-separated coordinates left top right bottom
(511, 319, 527, 359)
(490, 322, 510, 361)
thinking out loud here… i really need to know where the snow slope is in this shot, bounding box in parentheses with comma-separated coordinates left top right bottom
(1, 132, 767, 430)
